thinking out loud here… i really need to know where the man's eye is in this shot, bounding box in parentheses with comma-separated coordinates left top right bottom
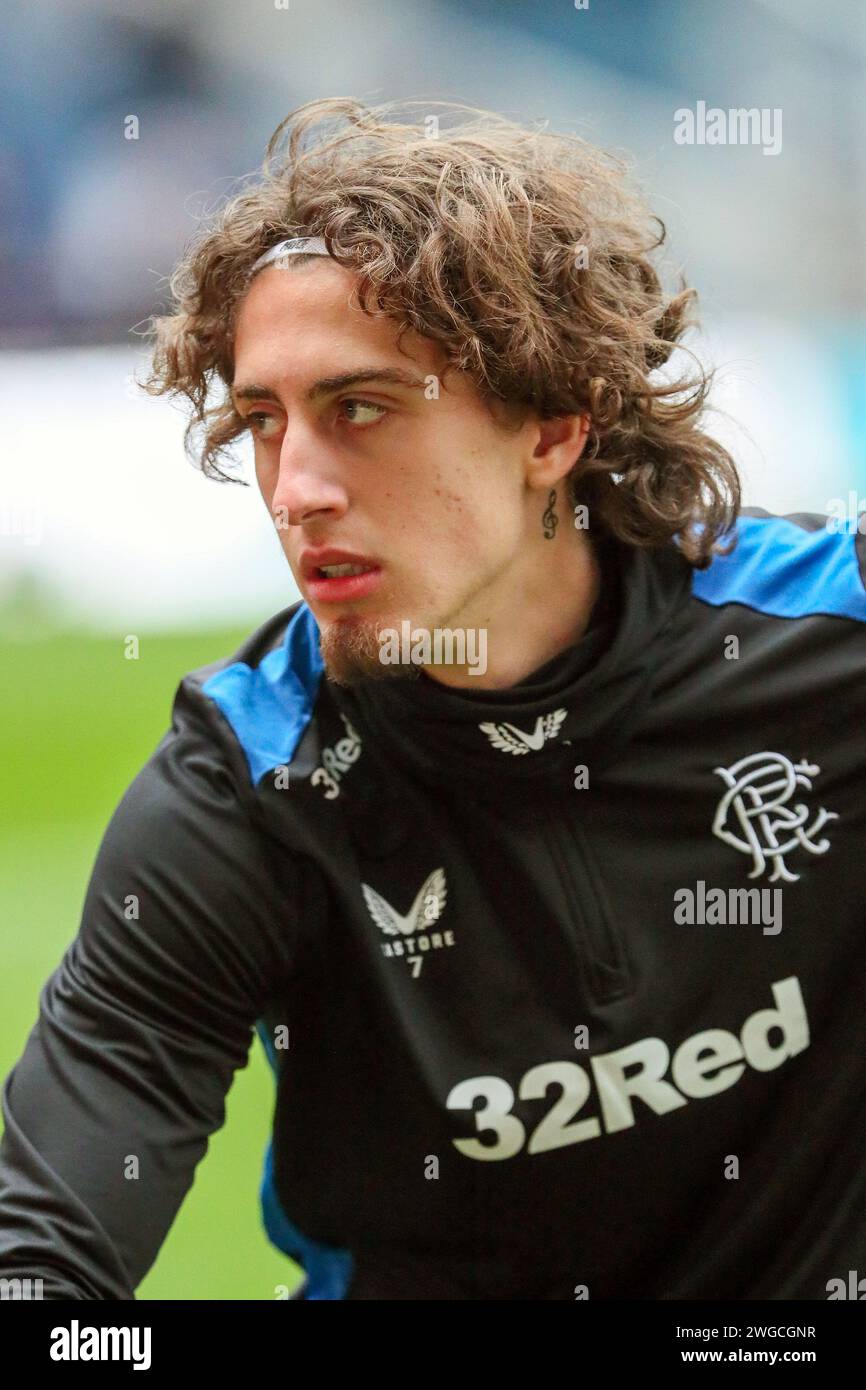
(340, 399, 386, 426)
(246, 412, 281, 439)
(244, 399, 385, 438)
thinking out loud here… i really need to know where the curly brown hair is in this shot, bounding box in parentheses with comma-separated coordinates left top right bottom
(140, 97, 739, 566)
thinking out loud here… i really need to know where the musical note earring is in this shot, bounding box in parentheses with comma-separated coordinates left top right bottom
(542, 489, 559, 539)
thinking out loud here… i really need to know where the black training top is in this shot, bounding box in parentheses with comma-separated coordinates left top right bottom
(1, 508, 865, 1299)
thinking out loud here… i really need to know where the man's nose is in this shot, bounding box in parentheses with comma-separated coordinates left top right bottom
(270, 423, 347, 526)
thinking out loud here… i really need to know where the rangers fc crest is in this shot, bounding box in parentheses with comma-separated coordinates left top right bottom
(713, 751, 837, 882)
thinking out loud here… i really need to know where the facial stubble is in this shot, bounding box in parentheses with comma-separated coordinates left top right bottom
(318, 613, 422, 687)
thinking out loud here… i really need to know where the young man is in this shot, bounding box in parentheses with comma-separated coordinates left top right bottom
(1, 99, 864, 1301)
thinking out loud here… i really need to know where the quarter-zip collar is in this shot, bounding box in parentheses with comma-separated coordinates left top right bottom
(324, 532, 693, 796)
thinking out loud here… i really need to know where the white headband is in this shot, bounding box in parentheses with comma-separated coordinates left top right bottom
(250, 236, 330, 275)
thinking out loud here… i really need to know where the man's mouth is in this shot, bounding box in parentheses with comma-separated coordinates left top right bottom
(315, 563, 376, 578)
(306, 563, 383, 603)
(299, 547, 384, 603)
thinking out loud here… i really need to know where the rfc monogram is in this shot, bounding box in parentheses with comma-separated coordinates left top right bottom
(712, 751, 837, 882)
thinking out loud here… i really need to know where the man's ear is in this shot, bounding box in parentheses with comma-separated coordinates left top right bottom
(526, 413, 591, 490)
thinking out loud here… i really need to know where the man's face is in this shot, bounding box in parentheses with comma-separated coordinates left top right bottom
(231, 258, 543, 686)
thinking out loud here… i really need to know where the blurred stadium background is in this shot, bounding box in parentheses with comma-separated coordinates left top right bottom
(1, 0, 864, 1299)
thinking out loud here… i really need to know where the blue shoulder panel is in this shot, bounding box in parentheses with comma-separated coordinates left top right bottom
(692, 514, 866, 622)
(202, 604, 324, 786)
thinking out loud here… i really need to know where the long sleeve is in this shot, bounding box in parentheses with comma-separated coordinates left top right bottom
(0, 678, 299, 1299)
